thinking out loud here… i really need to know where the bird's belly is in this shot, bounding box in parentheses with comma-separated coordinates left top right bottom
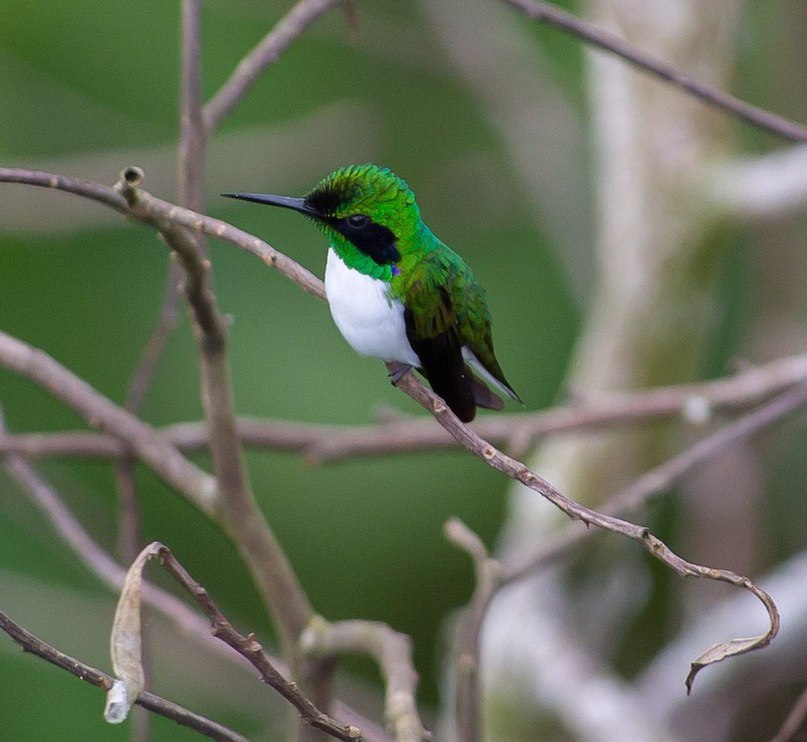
(324, 248, 420, 366)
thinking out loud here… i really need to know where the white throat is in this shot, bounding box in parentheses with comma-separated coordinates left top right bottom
(323, 248, 420, 367)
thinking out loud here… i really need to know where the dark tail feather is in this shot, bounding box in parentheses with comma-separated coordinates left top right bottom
(404, 305, 478, 422)
(428, 367, 477, 422)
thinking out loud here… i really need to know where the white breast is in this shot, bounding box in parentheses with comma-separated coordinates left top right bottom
(324, 248, 420, 367)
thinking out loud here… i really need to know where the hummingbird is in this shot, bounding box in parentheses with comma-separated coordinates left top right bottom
(223, 164, 520, 422)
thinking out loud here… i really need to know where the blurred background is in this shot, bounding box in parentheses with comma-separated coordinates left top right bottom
(0, 1, 806, 740)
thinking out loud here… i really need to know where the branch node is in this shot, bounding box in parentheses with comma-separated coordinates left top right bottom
(115, 166, 145, 205)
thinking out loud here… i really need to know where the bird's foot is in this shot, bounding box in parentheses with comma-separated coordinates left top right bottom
(388, 363, 414, 386)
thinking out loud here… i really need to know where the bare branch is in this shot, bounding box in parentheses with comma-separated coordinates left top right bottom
(443, 519, 501, 742)
(115, 169, 314, 662)
(139, 544, 360, 741)
(505, 382, 807, 584)
(442, 391, 807, 738)
(443, 385, 807, 734)
(0, 168, 127, 210)
(0, 167, 325, 299)
(1, 404, 129, 590)
(0, 329, 217, 514)
(1, 417, 394, 740)
(179, 0, 206, 211)
(306, 353, 807, 461)
(114, 0, 207, 582)
(302, 618, 428, 742)
(0, 610, 249, 742)
(392, 369, 780, 689)
(203, 0, 347, 133)
(4, 352, 807, 463)
(500, 0, 807, 142)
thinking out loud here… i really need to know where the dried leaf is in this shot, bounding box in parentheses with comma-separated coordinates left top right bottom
(686, 575, 779, 693)
(686, 634, 769, 694)
(104, 541, 163, 723)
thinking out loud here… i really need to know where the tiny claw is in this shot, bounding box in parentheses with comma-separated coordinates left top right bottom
(389, 363, 414, 386)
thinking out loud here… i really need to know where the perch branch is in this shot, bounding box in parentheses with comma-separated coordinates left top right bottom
(391, 369, 779, 690)
(505, 382, 807, 584)
(442, 386, 807, 733)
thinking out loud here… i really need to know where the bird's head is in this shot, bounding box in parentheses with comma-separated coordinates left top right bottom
(223, 164, 424, 269)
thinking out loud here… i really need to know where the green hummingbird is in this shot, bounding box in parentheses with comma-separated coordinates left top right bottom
(223, 164, 520, 422)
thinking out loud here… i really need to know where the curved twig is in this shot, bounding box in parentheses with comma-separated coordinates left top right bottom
(302, 618, 428, 742)
(119, 544, 361, 741)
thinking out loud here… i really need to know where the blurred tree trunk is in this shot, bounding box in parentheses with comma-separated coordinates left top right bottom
(482, 2, 743, 739)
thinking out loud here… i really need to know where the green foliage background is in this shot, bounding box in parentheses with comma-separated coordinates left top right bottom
(1, 2, 806, 740)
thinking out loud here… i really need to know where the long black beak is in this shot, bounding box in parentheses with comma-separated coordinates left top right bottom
(221, 192, 320, 217)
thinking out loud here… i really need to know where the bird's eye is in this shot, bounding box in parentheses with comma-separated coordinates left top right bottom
(346, 214, 370, 229)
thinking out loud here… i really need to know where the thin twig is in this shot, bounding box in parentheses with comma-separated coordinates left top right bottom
(115, 283, 179, 557)
(203, 0, 346, 133)
(151, 545, 361, 741)
(0, 411, 391, 740)
(443, 387, 807, 735)
(114, 0, 206, 575)
(179, 0, 206, 213)
(0, 610, 249, 742)
(500, 0, 807, 142)
(0, 166, 319, 300)
(504, 382, 807, 584)
(301, 353, 807, 461)
(0, 403, 130, 590)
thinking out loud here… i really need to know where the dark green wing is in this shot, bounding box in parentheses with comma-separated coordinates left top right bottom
(401, 249, 519, 420)
(401, 252, 477, 421)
